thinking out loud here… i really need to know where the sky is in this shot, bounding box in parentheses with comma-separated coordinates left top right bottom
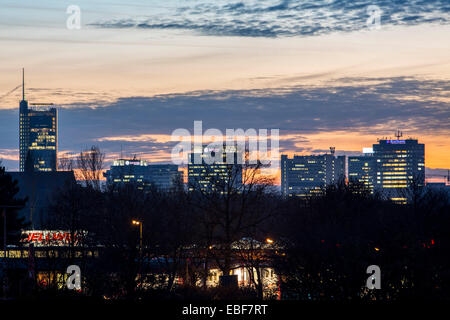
(0, 0, 449, 182)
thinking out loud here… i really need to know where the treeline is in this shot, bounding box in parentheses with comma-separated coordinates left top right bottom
(2, 149, 450, 301)
(39, 172, 450, 301)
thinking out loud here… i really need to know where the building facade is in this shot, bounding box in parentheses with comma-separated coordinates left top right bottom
(348, 152, 376, 193)
(19, 71, 57, 172)
(373, 139, 425, 202)
(104, 159, 181, 190)
(281, 153, 346, 197)
(188, 144, 243, 192)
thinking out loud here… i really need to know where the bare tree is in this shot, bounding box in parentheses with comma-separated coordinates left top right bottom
(77, 146, 105, 190)
(189, 156, 276, 290)
(58, 153, 75, 171)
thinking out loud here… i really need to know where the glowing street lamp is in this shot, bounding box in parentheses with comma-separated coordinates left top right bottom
(132, 220, 143, 257)
(266, 238, 274, 244)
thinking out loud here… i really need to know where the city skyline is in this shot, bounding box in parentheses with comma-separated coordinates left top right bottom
(0, 0, 448, 180)
(1, 0, 450, 305)
(1, 73, 449, 185)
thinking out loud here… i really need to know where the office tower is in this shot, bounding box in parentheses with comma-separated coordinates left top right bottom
(373, 137, 425, 202)
(281, 153, 346, 197)
(188, 144, 243, 192)
(104, 158, 181, 190)
(19, 69, 57, 172)
(348, 148, 376, 192)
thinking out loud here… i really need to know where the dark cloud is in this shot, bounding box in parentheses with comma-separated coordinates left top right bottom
(90, 0, 450, 37)
(1, 76, 449, 170)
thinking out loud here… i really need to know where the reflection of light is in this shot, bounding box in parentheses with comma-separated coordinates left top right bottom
(235, 268, 242, 281)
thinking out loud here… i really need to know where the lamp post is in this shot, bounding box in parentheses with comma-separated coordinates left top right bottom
(132, 220, 143, 287)
(132, 220, 143, 258)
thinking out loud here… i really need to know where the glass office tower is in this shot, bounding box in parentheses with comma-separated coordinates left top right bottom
(373, 138, 425, 202)
(348, 153, 376, 193)
(188, 144, 243, 193)
(19, 70, 57, 172)
(104, 158, 181, 190)
(281, 153, 346, 197)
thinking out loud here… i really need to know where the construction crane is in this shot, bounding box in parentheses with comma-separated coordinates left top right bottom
(0, 69, 54, 107)
(0, 84, 22, 102)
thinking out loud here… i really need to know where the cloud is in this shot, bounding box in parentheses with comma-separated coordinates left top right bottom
(1, 76, 448, 170)
(90, 0, 450, 37)
(65, 75, 448, 136)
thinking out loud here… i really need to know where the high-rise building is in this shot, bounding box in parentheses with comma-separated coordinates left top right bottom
(104, 158, 181, 190)
(19, 69, 57, 172)
(373, 138, 425, 202)
(188, 144, 243, 192)
(281, 153, 346, 197)
(348, 149, 376, 193)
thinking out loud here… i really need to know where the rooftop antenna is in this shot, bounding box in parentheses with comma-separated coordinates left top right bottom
(22, 68, 25, 101)
(395, 130, 403, 140)
(330, 147, 335, 155)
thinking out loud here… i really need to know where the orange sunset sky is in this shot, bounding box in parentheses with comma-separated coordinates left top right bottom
(0, 1, 448, 182)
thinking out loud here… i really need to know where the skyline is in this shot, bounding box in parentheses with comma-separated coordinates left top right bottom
(0, 0, 449, 179)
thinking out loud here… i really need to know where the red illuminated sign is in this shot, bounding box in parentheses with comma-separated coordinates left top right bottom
(20, 230, 85, 247)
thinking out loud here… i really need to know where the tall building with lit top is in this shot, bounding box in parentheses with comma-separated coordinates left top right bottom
(19, 70, 57, 172)
(373, 138, 425, 202)
(281, 152, 345, 197)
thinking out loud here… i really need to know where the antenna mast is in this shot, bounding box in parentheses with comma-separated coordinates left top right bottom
(330, 147, 336, 155)
(22, 68, 25, 100)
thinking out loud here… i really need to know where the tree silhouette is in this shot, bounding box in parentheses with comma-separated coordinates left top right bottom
(0, 164, 28, 246)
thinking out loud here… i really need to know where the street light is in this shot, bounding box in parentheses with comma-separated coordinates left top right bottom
(266, 238, 274, 244)
(132, 220, 143, 257)
(132, 220, 144, 286)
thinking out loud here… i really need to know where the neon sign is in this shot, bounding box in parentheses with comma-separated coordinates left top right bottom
(20, 230, 86, 247)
